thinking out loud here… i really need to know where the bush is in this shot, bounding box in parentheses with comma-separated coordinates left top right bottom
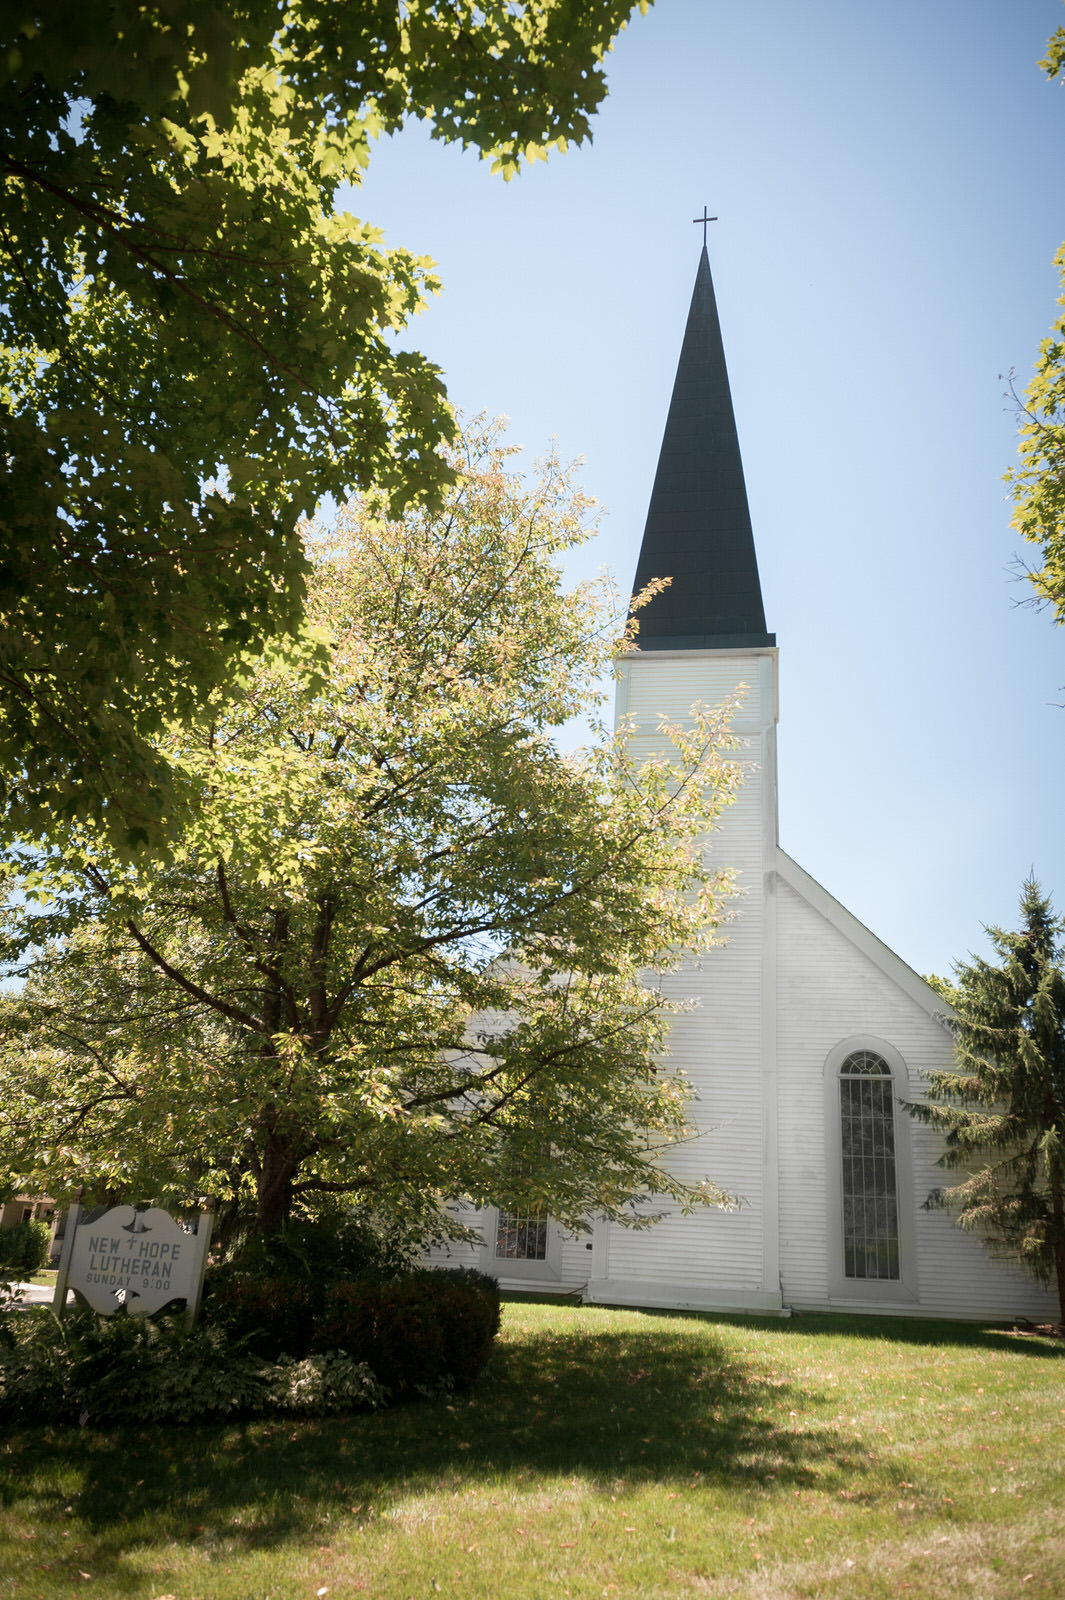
(0, 1219, 52, 1276)
(313, 1278, 446, 1395)
(423, 1269, 502, 1390)
(0, 1260, 499, 1424)
(312, 1269, 500, 1397)
(200, 1248, 501, 1399)
(200, 1270, 321, 1360)
(0, 1307, 383, 1427)
(199, 1215, 423, 1361)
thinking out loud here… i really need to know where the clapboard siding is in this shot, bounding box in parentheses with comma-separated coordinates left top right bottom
(603, 1208, 765, 1292)
(598, 649, 773, 1298)
(776, 869, 1057, 1321)
(560, 1231, 595, 1288)
(621, 654, 764, 725)
(432, 641, 1055, 1323)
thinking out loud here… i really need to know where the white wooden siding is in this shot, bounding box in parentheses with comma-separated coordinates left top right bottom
(430, 643, 1055, 1325)
(776, 871, 1057, 1321)
(621, 653, 763, 727)
(597, 650, 775, 1301)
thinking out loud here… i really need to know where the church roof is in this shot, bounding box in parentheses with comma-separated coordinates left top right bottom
(630, 245, 775, 650)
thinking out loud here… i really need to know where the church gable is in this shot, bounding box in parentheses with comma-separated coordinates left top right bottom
(774, 866, 951, 1309)
(775, 851, 950, 1022)
(774, 865, 1055, 1319)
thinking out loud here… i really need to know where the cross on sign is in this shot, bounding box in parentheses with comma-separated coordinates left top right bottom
(693, 208, 718, 246)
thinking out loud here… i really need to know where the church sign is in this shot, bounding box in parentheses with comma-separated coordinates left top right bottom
(53, 1199, 213, 1324)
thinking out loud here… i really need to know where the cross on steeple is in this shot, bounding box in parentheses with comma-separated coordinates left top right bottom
(693, 207, 718, 247)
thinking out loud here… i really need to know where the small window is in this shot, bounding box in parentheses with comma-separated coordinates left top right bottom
(495, 1209, 548, 1261)
(839, 1050, 899, 1281)
(482, 1205, 562, 1280)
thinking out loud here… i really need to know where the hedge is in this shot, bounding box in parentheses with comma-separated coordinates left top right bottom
(202, 1266, 500, 1395)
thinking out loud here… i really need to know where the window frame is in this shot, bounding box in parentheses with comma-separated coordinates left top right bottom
(823, 1035, 918, 1303)
(478, 1206, 563, 1282)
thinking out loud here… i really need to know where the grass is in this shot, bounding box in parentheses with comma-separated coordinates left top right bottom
(1, 1300, 1063, 1599)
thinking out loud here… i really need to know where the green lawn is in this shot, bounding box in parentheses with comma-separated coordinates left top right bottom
(1, 1300, 1063, 1599)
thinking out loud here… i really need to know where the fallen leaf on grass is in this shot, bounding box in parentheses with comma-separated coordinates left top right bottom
(78, 1574, 92, 1582)
(559, 1542, 577, 1549)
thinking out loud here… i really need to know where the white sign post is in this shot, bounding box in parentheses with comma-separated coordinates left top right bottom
(53, 1199, 214, 1327)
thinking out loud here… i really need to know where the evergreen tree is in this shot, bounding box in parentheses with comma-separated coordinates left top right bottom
(907, 879, 1065, 1324)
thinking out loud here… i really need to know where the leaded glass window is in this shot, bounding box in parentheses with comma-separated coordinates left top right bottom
(839, 1051, 900, 1280)
(495, 1209, 548, 1261)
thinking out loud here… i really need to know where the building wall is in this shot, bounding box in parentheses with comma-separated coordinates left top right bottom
(424, 1204, 597, 1294)
(429, 646, 1058, 1326)
(586, 647, 781, 1312)
(775, 867, 1058, 1322)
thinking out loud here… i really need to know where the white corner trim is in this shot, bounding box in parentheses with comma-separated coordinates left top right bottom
(775, 850, 956, 1024)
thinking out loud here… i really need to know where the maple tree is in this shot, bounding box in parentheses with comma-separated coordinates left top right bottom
(0, 0, 651, 849)
(1007, 21, 1065, 621)
(0, 426, 739, 1239)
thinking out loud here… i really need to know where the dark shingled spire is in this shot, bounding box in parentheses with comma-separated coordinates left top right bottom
(631, 246, 774, 650)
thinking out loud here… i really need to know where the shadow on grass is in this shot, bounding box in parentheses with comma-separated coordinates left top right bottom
(0, 1319, 857, 1576)
(3, 1305, 1056, 1590)
(773, 1308, 1065, 1360)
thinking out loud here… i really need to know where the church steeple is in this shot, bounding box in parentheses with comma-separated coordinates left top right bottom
(631, 246, 774, 650)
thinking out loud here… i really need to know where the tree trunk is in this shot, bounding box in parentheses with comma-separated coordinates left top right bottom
(255, 1136, 299, 1236)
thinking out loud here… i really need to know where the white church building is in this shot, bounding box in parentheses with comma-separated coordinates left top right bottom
(438, 248, 1056, 1324)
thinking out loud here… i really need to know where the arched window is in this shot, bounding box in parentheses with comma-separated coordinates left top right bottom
(823, 1036, 917, 1302)
(839, 1050, 899, 1281)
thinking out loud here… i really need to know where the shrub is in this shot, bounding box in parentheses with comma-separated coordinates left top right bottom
(313, 1278, 446, 1395)
(200, 1269, 321, 1360)
(0, 1307, 383, 1427)
(422, 1269, 502, 1390)
(199, 1215, 421, 1360)
(0, 1219, 52, 1276)
(200, 1243, 501, 1398)
(312, 1269, 500, 1397)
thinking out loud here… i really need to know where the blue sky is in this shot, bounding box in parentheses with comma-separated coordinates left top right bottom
(346, 0, 1065, 979)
